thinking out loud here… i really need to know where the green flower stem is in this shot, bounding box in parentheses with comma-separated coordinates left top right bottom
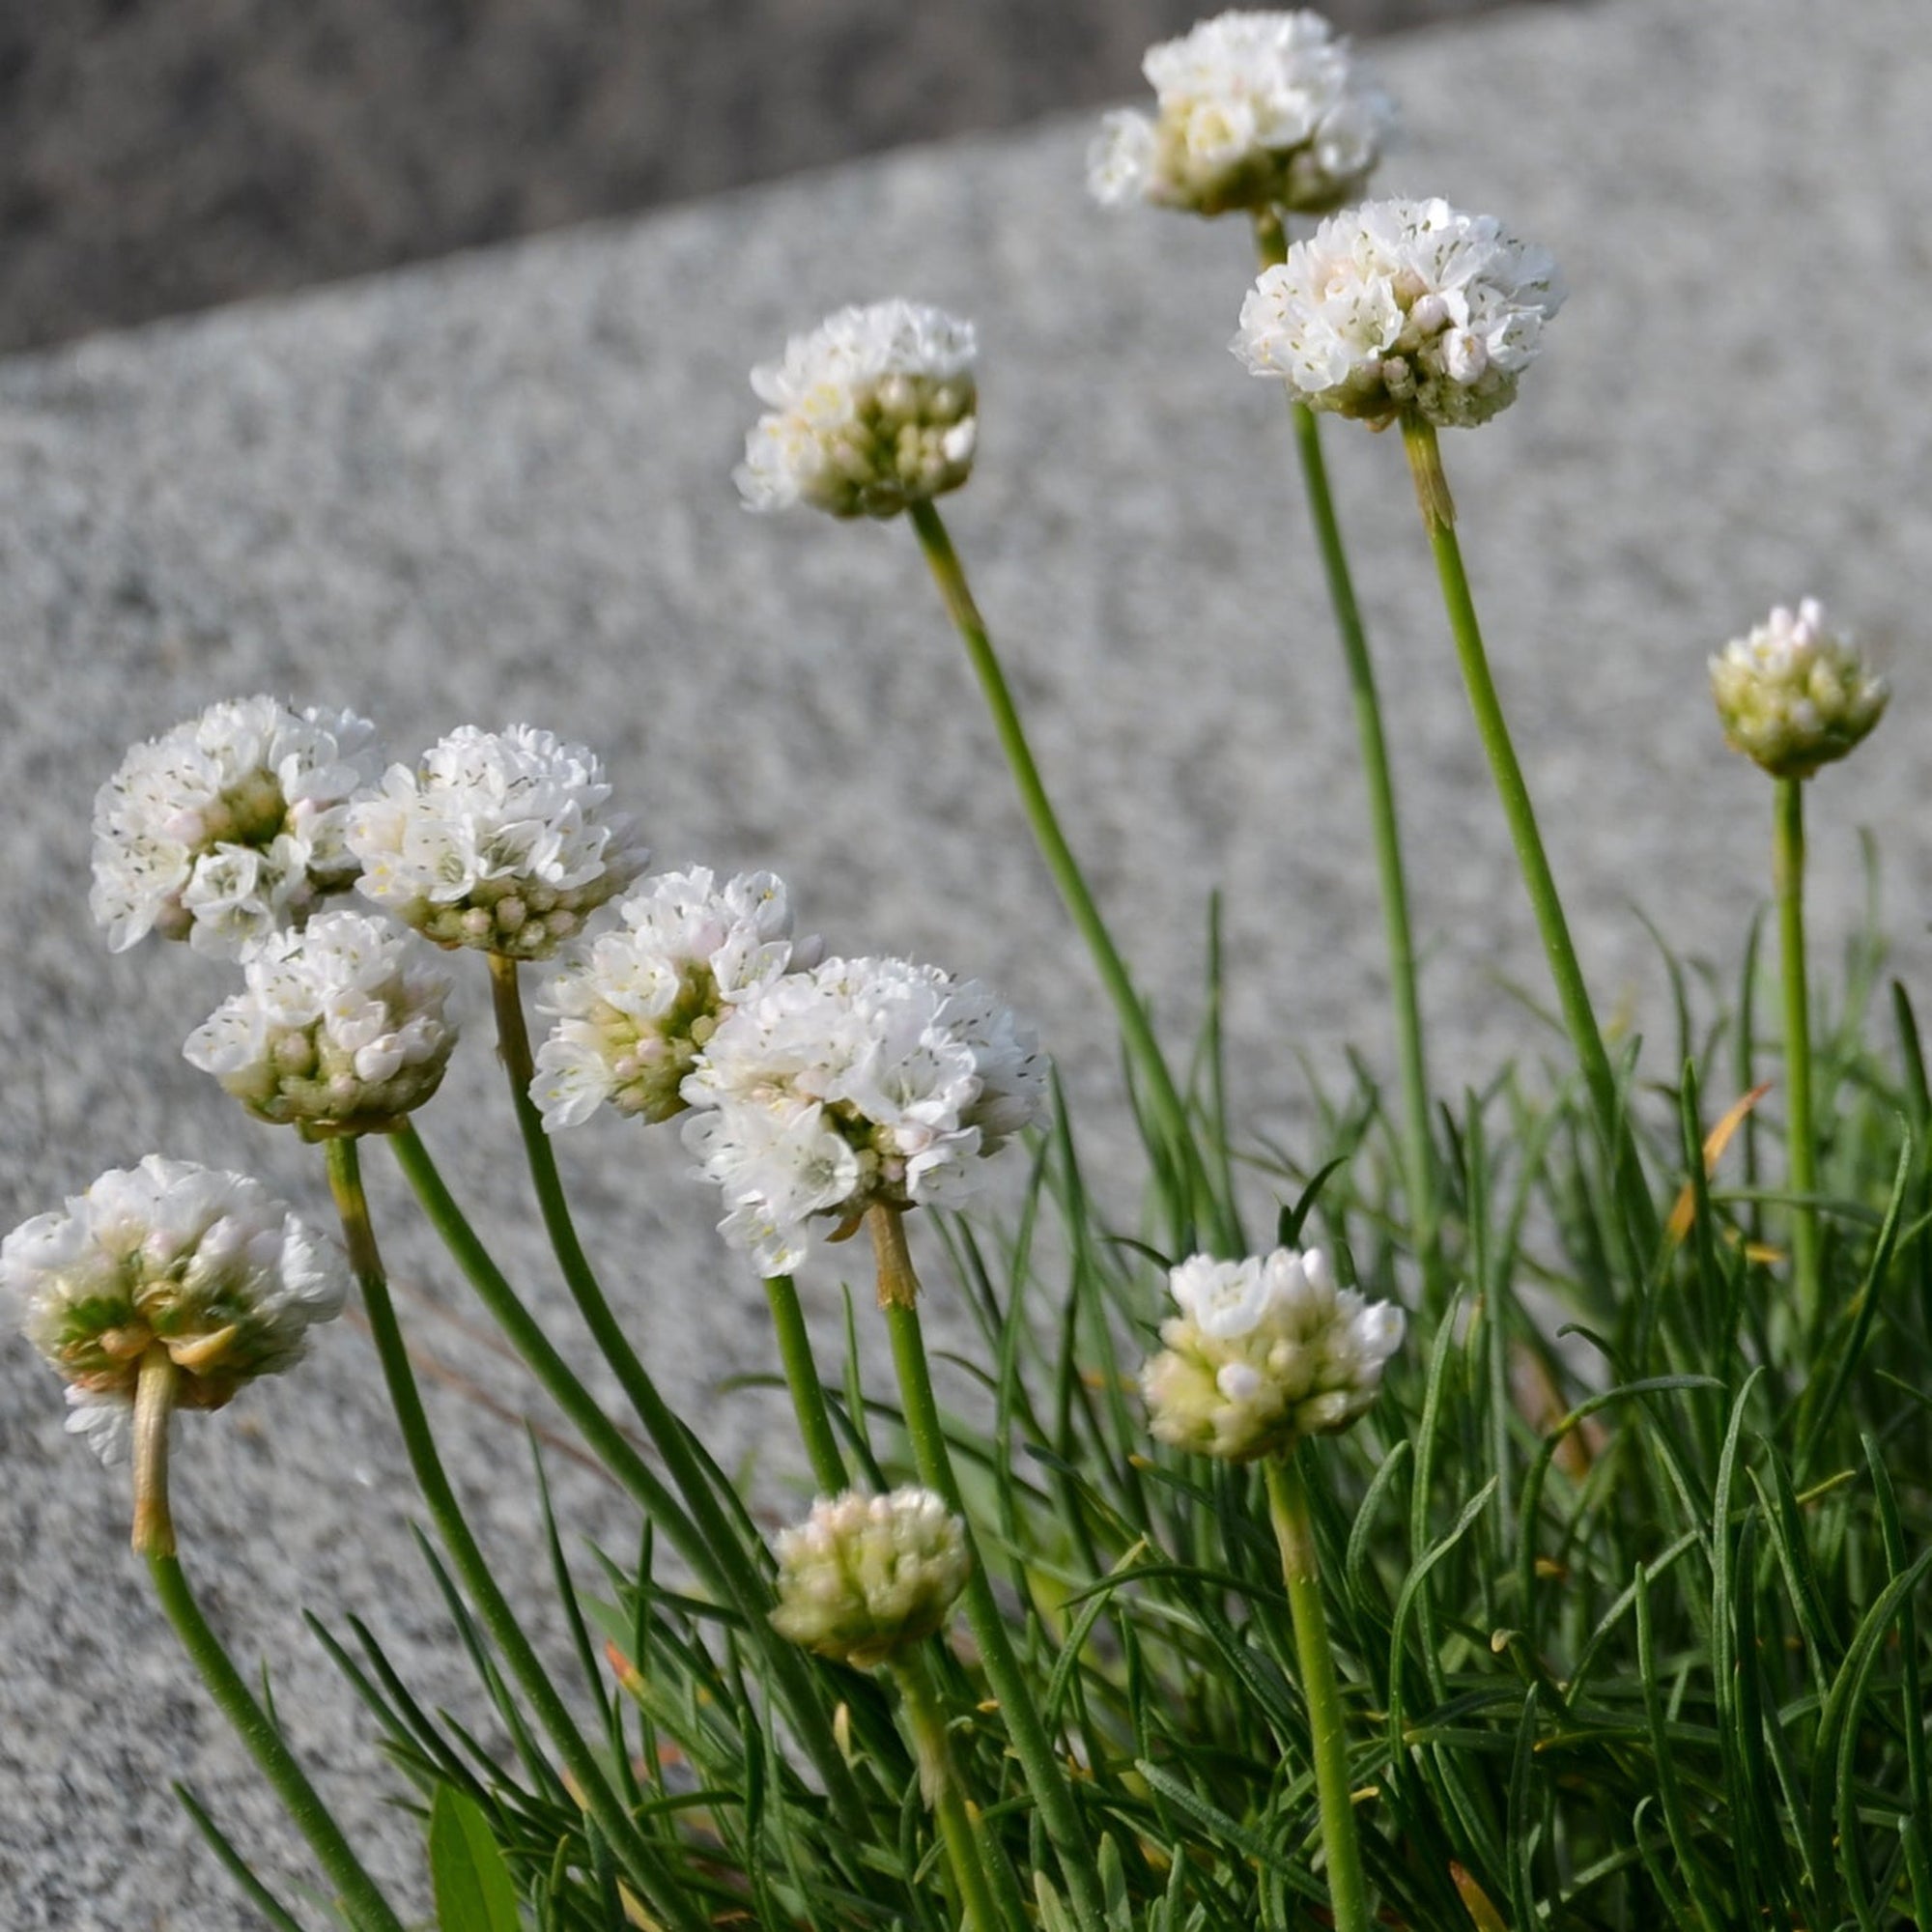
(325, 1137, 706, 1932)
(388, 1124, 704, 1565)
(147, 1545, 408, 1932)
(906, 497, 1232, 1253)
(1400, 414, 1659, 1260)
(765, 1273, 848, 1493)
(131, 1340, 179, 1559)
(1264, 1451, 1371, 1932)
(892, 1649, 1005, 1932)
(1255, 212, 1442, 1305)
(869, 1205, 1107, 1932)
(1775, 776, 1822, 1331)
(483, 956, 869, 1833)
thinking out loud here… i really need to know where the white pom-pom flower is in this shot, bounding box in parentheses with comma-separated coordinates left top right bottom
(2, 1156, 349, 1463)
(770, 1487, 971, 1668)
(1710, 599, 1889, 781)
(735, 301, 979, 519)
(1090, 11, 1394, 218)
(1233, 197, 1563, 428)
(347, 724, 648, 958)
(680, 955, 1046, 1274)
(1141, 1246, 1403, 1462)
(90, 696, 384, 958)
(532, 867, 817, 1131)
(184, 909, 457, 1135)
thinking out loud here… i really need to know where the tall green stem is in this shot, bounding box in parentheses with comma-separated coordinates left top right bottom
(907, 497, 1232, 1254)
(892, 1649, 1005, 1932)
(484, 956, 869, 1832)
(148, 1546, 409, 1932)
(869, 1207, 1107, 1932)
(387, 1125, 703, 1563)
(1264, 1452, 1371, 1932)
(1401, 415, 1658, 1262)
(131, 1341, 179, 1559)
(324, 1136, 708, 1932)
(1255, 212, 1441, 1303)
(765, 1273, 848, 1493)
(1775, 777, 1821, 1331)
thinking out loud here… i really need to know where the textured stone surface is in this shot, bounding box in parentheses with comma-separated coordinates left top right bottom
(3, 0, 1554, 355)
(4, 0, 1931, 1922)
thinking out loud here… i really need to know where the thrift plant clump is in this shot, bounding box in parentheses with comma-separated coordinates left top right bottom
(8, 12, 1929, 1932)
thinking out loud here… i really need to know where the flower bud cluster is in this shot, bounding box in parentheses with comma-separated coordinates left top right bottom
(1234, 197, 1563, 428)
(735, 301, 979, 519)
(680, 955, 1046, 1275)
(90, 696, 384, 958)
(185, 910, 457, 1135)
(770, 1487, 971, 1668)
(532, 868, 817, 1130)
(1142, 1247, 1403, 1463)
(1089, 11, 1393, 219)
(347, 724, 649, 958)
(2, 1157, 349, 1461)
(1709, 599, 1888, 780)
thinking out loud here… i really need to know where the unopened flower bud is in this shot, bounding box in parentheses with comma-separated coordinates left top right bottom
(1141, 1247, 1403, 1463)
(1710, 598, 1888, 780)
(770, 1488, 971, 1668)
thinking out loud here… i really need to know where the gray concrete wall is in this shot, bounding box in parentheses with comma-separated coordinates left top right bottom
(3, 0, 1555, 353)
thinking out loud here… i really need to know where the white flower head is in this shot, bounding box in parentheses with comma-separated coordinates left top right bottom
(1090, 12, 1394, 218)
(532, 867, 819, 1130)
(770, 1487, 971, 1668)
(1142, 1247, 1403, 1462)
(91, 696, 384, 958)
(1710, 598, 1889, 781)
(680, 954, 1047, 1275)
(185, 909, 458, 1135)
(735, 300, 980, 519)
(2, 1156, 349, 1463)
(347, 724, 649, 958)
(1234, 196, 1563, 428)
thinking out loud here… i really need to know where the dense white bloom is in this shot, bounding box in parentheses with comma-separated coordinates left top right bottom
(91, 696, 384, 957)
(1710, 599, 1888, 780)
(2, 1156, 349, 1463)
(1234, 197, 1563, 427)
(185, 909, 457, 1134)
(681, 954, 1046, 1274)
(735, 301, 979, 518)
(533, 867, 816, 1130)
(770, 1487, 971, 1668)
(347, 724, 648, 957)
(1090, 11, 1393, 218)
(1141, 1247, 1402, 1462)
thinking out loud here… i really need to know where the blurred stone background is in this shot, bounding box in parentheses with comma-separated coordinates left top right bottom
(2, 0, 1557, 355)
